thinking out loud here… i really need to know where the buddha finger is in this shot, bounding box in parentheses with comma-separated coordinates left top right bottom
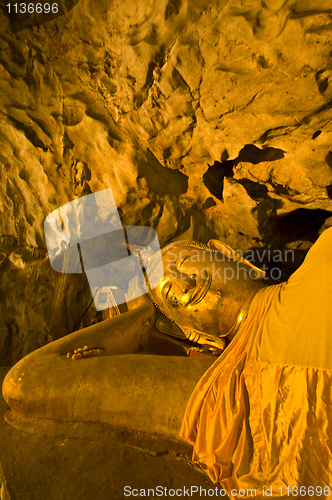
(66, 346, 105, 360)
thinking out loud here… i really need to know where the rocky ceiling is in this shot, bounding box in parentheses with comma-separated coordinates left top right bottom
(1, 0, 332, 364)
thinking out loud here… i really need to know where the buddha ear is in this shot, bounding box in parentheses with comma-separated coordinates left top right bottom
(207, 239, 266, 280)
(155, 317, 188, 340)
(207, 239, 236, 258)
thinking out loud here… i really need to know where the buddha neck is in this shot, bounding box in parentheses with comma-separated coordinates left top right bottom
(225, 284, 266, 341)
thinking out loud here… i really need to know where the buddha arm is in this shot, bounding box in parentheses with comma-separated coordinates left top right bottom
(37, 294, 156, 357)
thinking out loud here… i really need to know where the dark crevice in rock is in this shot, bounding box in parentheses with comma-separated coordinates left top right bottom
(0, 320, 15, 366)
(234, 144, 285, 164)
(163, 147, 172, 161)
(63, 131, 74, 156)
(256, 55, 270, 69)
(147, 47, 166, 86)
(236, 178, 269, 200)
(6, 116, 48, 151)
(165, 0, 182, 20)
(312, 130, 322, 139)
(290, 9, 332, 20)
(258, 125, 291, 143)
(201, 197, 216, 210)
(134, 47, 166, 108)
(142, 201, 157, 220)
(292, 98, 332, 129)
(315, 69, 329, 94)
(326, 185, 332, 198)
(269, 184, 290, 196)
(248, 208, 332, 282)
(83, 110, 124, 144)
(326, 152, 332, 170)
(145, 61, 157, 90)
(268, 208, 332, 245)
(203, 161, 234, 200)
(220, 149, 229, 162)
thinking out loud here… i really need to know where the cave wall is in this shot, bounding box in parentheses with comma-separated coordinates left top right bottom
(1, 0, 332, 363)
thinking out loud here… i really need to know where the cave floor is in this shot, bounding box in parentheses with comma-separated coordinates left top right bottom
(0, 367, 224, 500)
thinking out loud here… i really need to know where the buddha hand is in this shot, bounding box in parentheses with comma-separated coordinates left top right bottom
(66, 345, 105, 360)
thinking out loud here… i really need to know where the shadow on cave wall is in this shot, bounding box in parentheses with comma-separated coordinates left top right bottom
(139, 150, 189, 199)
(203, 160, 234, 199)
(203, 145, 332, 283)
(247, 208, 332, 283)
(203, 144, 285, 200)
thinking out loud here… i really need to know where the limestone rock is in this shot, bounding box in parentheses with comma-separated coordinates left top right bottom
(0, 457, 10, 500)
(234, 157, 332, 215)
(1, 0, 332, 361)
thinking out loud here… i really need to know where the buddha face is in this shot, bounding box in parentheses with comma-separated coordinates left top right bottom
(150, 244, 264, 337)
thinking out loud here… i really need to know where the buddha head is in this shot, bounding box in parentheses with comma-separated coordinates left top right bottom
(146, 240, 266, 352)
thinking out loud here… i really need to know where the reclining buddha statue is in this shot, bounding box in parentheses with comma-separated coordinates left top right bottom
(3, 228, 332, 500)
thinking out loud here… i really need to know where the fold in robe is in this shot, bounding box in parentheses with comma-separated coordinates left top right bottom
(180, 228, 332, 499)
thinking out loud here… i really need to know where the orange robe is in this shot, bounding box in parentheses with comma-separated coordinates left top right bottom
(180, 228, 332, 499)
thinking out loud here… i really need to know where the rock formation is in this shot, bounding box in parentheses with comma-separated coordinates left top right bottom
(0, 0, 332, 363)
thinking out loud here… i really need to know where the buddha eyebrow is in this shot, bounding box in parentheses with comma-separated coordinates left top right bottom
(179, 255, 190, 268)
